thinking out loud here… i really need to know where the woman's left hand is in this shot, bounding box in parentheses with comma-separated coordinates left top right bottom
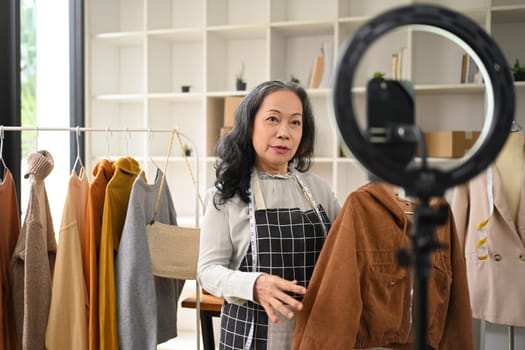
(253, 274, 306, 323)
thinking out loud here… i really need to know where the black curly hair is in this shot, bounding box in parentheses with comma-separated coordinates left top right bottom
(213, 80, 316, 206)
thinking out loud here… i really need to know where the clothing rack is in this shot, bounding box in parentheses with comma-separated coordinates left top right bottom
(0, 125, 201, 226)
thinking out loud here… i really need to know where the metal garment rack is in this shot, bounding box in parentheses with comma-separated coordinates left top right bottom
(1, 124, 204, 349)
(0, 125, 201, 225)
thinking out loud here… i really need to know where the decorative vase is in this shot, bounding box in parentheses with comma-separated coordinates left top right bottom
(514, 71, 525, 82)
(236, 81, 246, 91)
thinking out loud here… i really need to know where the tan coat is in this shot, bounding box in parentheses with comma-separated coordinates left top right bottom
(45, 170, 89, 350)
(451, 166, 525, 327)
(293, 182, 473, 350)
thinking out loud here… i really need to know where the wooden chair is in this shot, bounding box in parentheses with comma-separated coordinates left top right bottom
(181, 290, 224, 350)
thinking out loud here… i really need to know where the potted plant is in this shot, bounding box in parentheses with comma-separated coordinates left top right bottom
(512, 59, 525, 81)
(183, 144, 192, 156)
(236, 62, 247, 91)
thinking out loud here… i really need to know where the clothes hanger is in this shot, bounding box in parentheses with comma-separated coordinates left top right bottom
(71, 126, 85, 175)
(147, 128, 160, 170)
(0, 125, 7, 181)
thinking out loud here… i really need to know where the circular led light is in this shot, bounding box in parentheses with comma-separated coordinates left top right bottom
(333, 4, 515, 197)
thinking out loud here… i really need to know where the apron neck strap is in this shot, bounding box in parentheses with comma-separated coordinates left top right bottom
(251, 168, 316, 210)
(251, 169, 266, 210)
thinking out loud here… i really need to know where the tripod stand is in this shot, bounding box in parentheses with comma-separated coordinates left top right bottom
(398, 199, 449, 349)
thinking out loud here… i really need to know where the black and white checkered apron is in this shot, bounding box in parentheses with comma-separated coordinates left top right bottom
(219, 172, 331, 349)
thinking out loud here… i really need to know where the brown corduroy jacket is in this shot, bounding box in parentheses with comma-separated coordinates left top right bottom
(293, 182, 474, 350)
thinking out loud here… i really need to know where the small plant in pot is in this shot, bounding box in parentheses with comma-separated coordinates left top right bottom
(183, 144, 192, 156)
(236, 62, 247, 91)
(513, 59, 525, 82)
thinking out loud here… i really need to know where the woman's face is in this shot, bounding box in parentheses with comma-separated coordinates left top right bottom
(252, 89, 303, 174)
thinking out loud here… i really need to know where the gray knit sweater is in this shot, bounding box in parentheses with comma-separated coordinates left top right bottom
(115, 169, 184, 350)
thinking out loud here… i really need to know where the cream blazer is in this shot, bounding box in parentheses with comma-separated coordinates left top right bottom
(451, 166, 525, 327)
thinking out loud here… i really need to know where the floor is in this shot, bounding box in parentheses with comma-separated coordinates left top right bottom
(157, 330, 205, 350)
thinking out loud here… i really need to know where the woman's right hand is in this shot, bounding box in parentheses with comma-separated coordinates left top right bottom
(253, 274, 306, 323)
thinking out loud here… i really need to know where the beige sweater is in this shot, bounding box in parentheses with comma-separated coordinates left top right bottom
(10, 150, 57, 350)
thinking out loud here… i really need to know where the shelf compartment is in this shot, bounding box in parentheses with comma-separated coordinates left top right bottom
(338, 0, 411, 18)
(147, 33, 204, 93)
(413, 0, 488, 12)
(309, 95, 337, 158)
(338, 22, 410, 86)
(412, 30, 470, 86)
(492, 1, 525, 9)
(147, 0, 204, 30)
(206, 31, 268, 92)
(206, 0, 269, 27)
(414, 93, 486, 131)
(205, 97, 229, 157)
(310, 161, 335, 189)
(491, 6, 525, 68)
(90, 39, 144, 95)
(335, 161, 369, 200)
(147, 99, 205, 158)
(88, 100, 146, 158)
(88, 0, 144, 34)
(164, 162, 203, 218)
(270, 0, 337, 22)
(269, 27, 334, 87)
(492, 6, 525, 23)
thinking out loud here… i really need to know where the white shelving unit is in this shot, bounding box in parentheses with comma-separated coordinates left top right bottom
(85, 0, 525, 222)
(85, 1, 525, 347)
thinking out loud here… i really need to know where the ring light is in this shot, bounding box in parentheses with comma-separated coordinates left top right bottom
(333, 4, 515, 198)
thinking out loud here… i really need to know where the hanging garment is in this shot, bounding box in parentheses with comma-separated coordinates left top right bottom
(10, 150, 58, 350)
(84, 158, 114, 350)
(115, 168, 183, 350)
(98, 157, 143, 350)
(452, 166, 525, 327)
(0, 169, 21, 350)
(219, 170, 331, 349)
(45, 168, 89, 350)
(293, 182, 473, 350)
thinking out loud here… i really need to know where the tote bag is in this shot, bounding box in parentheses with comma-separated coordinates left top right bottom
(146, 128, 203, 280)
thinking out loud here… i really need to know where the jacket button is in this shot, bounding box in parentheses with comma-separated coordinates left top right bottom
(519, 253, 525, 262)
(494, 254, 502, 261)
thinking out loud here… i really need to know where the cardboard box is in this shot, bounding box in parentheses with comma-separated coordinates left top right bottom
(223, 96, 244, 127)
(220, 126, 232, 138)
(423, 131, 480, 158)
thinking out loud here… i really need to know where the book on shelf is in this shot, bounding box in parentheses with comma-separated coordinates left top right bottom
(319, 42, 333, 88)
(460, 54, 468, 83)
(391, 53, 399, 79)
(391, 47, 408, 80)
(309, 55, 324, 89)
(466, 55, 477, 83)
(461, 53, 479, 84)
